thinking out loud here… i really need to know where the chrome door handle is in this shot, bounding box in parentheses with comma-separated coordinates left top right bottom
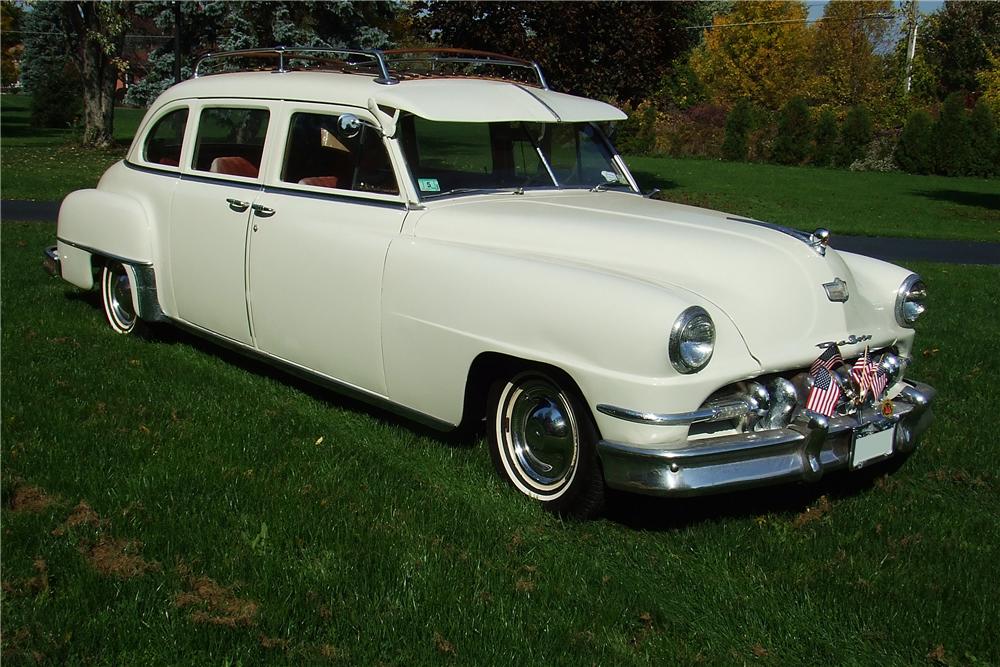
(251, 204, 275, 217)
(226, 198, 250, 212)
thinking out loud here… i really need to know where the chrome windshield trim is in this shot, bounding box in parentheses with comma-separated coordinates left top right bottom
(596, 398, 751, 426)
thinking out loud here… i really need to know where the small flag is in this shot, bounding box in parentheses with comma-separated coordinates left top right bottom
(811, 344, 844, 375)
(806, 366, 842, 417)
(850, 346, 888, 400)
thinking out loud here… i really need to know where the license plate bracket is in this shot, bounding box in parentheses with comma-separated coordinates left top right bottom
(851, 423, 895, 469)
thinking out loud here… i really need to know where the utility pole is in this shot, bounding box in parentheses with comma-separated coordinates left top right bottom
(904, 0, 918, 94)
(173, 1, 182, 83)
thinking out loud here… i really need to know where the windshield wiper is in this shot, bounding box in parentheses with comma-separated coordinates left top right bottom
(590, 181, 632, 192)
(422, 187, 523, 199)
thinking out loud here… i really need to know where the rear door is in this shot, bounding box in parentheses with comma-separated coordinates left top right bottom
(170, 103, 274, 345)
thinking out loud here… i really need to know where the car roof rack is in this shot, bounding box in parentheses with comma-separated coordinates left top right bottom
(192, 46, 549, 89)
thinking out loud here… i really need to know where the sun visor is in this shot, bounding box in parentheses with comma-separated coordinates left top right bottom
(371, 79, 627, 123)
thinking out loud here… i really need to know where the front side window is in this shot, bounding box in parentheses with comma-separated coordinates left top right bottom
(192, 107, 270, 178)
(398, 116, 631, 198)
(281, 112, 399, 195)
(142, 108, 188, 168)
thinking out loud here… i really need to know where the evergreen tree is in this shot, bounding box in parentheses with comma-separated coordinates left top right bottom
(20, 2, 82, 128)
(771, 97, 812, 165)
(895, 109, 935, 174)
(932, 92, 971, 176)
(722, 99, 753, 161)
(967, 98, 997, 177)
(812, 108, 838, 167)
(836, 105, 872, 167)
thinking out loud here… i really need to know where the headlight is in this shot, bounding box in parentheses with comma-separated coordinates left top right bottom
(669, 306, 715, 374)
(895, 274, 927, 328)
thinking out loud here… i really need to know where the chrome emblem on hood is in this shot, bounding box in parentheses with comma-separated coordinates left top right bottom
(823, 278, 849, 302)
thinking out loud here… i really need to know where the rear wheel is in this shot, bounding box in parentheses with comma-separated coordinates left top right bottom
(100, 262, 138, 334)
(487, 369, 605, 518)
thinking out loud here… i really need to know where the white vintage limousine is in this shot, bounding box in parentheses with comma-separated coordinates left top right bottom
(46, 48, 935, 517)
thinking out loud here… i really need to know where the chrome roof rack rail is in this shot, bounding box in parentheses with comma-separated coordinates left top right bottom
(193, 46, 398, 85)
(381, 48, 549, 89)
(192, 46, 549, 89)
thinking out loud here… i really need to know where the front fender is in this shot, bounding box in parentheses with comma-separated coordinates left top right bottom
(381, 238, 759, 442)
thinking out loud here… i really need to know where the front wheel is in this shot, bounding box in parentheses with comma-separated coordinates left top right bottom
(487, 369, 605, 519)
(100, 262, 138, 334)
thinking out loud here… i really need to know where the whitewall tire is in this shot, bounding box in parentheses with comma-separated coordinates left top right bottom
(100, 262, 138, 334)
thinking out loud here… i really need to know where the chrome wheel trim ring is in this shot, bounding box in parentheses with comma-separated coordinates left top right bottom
(497, 373, 580, 499)
(104, 265, 136, 332)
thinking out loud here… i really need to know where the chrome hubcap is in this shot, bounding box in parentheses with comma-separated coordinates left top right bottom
(507, 379, 578, 486)
(109, 269, 135, 327)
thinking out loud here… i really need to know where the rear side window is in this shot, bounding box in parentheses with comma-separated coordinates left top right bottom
(143, 108, 188, 168)
(192, 107, 270, 178)
(281, 112, 399, 195)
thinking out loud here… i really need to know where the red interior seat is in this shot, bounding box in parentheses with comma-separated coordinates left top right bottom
(298, 176, 340, 189)
(210, 156, 259, 178)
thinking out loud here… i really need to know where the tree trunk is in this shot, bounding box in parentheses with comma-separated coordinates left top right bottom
(63, 2, 126, 149)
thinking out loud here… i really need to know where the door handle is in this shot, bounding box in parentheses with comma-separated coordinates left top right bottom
(226, 198, 250, 212)
(252, 204, 276, 218)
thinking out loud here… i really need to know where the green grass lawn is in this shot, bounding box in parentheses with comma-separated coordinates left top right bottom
(630, 156, 1000, 242)
(2, 221, 998, 664)
(0, 94, 144, 201)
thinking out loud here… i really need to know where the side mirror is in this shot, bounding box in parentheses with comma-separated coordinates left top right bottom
(338, 114, 363, 139)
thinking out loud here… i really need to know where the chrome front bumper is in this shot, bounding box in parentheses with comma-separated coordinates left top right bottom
(598, 381, 935, 497)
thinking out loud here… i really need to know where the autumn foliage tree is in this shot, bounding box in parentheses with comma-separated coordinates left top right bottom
(812, 0, 895, 108)
(689, 1, 816, 111)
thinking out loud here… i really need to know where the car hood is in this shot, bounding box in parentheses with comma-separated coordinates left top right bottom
(411, 191, 907, 370)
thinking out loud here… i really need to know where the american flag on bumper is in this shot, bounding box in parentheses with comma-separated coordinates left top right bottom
(851, 346, 888, 400)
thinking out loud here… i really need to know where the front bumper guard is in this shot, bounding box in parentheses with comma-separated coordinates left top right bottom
(598, 381, 935, 497)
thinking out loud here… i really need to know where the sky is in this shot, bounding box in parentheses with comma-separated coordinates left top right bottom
(806, 1, 945, 21)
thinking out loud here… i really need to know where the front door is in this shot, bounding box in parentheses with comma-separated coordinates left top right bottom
(247, 107, 406, 394)
(170, 105, 272, 345)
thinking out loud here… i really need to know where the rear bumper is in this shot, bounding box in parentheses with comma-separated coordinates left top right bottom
(43, 245, 60, 277)
(598, 380, 935, 497)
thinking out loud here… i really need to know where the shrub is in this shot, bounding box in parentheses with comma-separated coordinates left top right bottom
(967, 98, 998, 177)
(850, 134, 899, 173)
(771, 97, 812, 165)
(895, 109, 935, 174)
(812, 108, 838, 167)
(836, 106, 872, 167)
(933, 93, 971, 176)
(722, 99, 752, 161)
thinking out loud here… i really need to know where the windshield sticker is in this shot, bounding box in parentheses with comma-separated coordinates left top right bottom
(601, 170, 619, 183)
(418, 178, 441, 192)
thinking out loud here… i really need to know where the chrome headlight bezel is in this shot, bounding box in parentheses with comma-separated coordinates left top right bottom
(895, 274, 927, 328)
(669, 306, 716, 374)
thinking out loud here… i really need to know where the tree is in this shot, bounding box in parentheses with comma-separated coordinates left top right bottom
(53, 2, 134, 148)
(895, 109, 935, 174)
(919, 1, 1000, 99)
(812, 0, 895, 108)
(689, 1, 816, 111)
(411, 1, 707, 104)
(722, 99, 753, 161)
(1, 1, 25, 87)
(126, 1, 397, 108)
(812, 108, 838, 167)
(771, 97, 811, 164)
(977, 49, 1000, 117)
(20, 2, 83, 127)
(967, 99, 997, 177)
(836, 105, 872, 167)
(932, 93, 971, 176)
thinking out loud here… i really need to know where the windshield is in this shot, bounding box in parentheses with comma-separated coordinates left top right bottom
(398, 116, 634, 198)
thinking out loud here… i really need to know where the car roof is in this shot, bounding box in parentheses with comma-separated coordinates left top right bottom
(153, 70, 627, 124)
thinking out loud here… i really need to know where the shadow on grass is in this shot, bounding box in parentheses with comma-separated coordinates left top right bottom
(65, 291, 473, 448)
(627, 170, 679, 194)
(914, 189, 1000, 211)
(604, 455, 908, 531)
